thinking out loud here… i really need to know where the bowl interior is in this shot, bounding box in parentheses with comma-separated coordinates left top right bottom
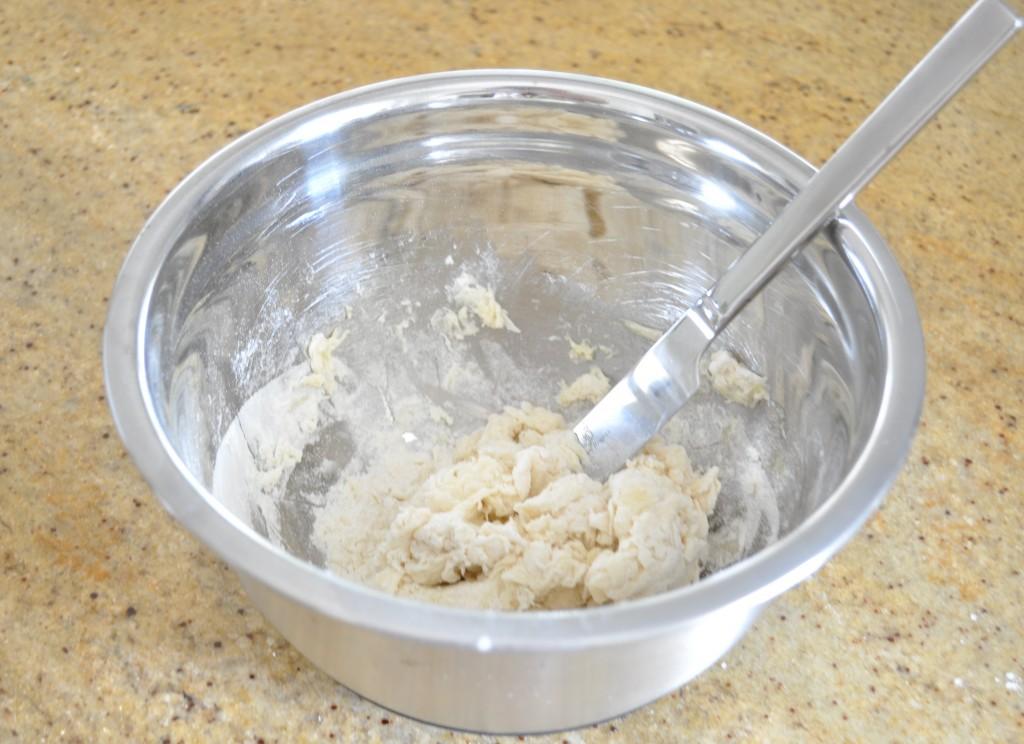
(142, 77, 884, 587)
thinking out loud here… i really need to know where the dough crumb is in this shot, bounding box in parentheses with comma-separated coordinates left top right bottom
(450, 272, 520, 333)
(558, 367, 611, 407)
(622, 319, 662, 341)
(567, 336, 596, 361)
(429, 404, 454, 426)
(381, 404, 720, 609)
(707, 350, 767, 407)
(303, 328, 348, 393)
(431, 306, 479, 342)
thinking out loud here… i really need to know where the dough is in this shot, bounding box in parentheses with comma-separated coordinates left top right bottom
(302, 328, 348, 393)
(557, 367, 611, 407)
(622, 319, 662, 341)
(567, 336, 596, 361)
(431, 306, 479, 341)
(216, 272, 763, 613)
(450, 271, 520, 332)
(378, 404, 720, 610)
(430, 271, 520, 343)
(707, 350, 767, 407)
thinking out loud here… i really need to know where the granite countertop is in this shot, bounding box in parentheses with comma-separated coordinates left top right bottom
(1, 0, 1021, 740)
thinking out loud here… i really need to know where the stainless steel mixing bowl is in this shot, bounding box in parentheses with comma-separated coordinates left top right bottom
(104, 70, 925, 734)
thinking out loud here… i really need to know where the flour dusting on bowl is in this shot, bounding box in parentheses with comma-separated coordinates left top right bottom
(213, 260, 781, 610)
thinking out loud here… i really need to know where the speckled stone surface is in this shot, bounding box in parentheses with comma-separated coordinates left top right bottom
(1, 0, 1021, 740)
